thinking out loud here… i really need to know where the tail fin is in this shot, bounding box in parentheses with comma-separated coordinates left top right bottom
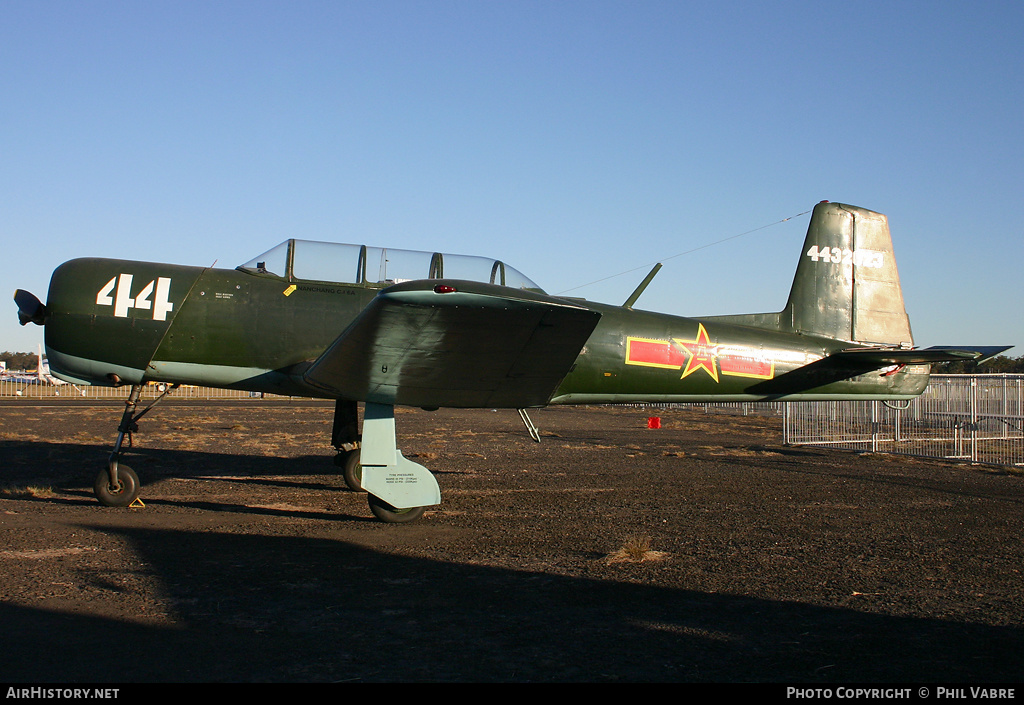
(782, 201, 912, 346)
(708, 201, 914, 346)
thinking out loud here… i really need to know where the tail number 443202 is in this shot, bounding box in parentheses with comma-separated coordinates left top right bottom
(96, 274, 174, 321)
(806, 245, 884, 269)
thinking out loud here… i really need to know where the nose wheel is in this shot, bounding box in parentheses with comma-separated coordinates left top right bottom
(94, 465, 140, 507)
(95, 383, 177, 508)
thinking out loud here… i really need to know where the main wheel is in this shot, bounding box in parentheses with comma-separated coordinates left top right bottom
(94, 465, 140, 507)
(367, 494, 426, 523)
(339, 450, 363, 492)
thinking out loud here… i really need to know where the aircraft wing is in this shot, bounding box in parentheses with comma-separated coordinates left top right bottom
(831, 345, 1012, 366)
(303, 280, 602, 408)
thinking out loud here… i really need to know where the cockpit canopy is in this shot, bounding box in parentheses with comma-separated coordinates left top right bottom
(238, 240, 543, 291)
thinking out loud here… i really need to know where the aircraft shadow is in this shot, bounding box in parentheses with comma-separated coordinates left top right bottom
(746, 358, 878, 396)
(4, 434, 1024, 682)
(0, 438, 471, 486)
(1, 523, 1022, 683)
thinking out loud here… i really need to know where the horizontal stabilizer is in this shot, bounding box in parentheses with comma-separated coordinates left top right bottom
(303, 280, 601, 408)
(831, 345, 1013, 366)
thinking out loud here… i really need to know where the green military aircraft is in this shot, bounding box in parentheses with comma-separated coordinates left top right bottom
(14, 201, 1009, 522)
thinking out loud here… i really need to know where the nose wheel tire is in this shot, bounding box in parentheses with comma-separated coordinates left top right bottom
(94, 466, 140, 507)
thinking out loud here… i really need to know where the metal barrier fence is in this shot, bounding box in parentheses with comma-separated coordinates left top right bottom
(5, 372, 1022, 467)
(622, 401, 786, 417)
(627, 376, 1024, 468)
(783, 375, 1024, 468)
(0, 378, 283, 400)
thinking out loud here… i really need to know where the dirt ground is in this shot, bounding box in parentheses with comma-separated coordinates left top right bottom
(1, 400, 1023, 683)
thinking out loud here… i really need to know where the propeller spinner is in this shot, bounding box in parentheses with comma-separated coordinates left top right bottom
(14, 289, 47, 326)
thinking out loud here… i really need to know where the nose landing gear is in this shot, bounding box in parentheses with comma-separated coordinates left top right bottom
(96, 383, 178, 508)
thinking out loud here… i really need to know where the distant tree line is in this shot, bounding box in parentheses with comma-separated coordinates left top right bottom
(930, 354, 1024, 374)
(1, 351, 39, 371)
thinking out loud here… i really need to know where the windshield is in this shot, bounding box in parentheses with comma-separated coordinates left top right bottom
(238, 240, 543, 291)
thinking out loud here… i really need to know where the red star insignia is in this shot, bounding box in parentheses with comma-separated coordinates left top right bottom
(674, 323, 720, 382)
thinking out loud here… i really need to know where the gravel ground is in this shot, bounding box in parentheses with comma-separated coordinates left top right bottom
(1, 400, 1022, 683)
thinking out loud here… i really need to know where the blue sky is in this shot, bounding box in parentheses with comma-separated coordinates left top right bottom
(3, 1, 1022, 355)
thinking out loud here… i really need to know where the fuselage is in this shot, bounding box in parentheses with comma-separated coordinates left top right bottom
(43, 256, 930, 404)
(553, 300, 929, 403)
(45, 258, 367, 396)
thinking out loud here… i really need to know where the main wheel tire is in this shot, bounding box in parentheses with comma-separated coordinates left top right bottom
(367, 494, 426, 523)
(94, 465, 140, 507)
(342, 450, 363, 492)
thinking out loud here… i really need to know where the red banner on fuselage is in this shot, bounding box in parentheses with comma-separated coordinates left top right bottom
(625, 325, 775, 382)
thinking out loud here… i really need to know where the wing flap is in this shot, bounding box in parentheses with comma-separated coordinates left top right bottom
(303, 280, 602, 408)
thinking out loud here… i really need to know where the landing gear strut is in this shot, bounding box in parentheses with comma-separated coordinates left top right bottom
(96, 383, 178, 507)
(331, 401, 441, 523)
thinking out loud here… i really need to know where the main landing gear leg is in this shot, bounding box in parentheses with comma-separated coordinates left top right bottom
(358, 402, 440, 523)
(95, 383, 178, 507)
(331, 399, 363, 491)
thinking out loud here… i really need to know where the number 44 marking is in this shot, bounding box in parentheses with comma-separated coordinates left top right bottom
(96, 274, 174, 321)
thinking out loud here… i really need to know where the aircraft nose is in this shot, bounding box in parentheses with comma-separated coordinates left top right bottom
(14, 289, 48, 326)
